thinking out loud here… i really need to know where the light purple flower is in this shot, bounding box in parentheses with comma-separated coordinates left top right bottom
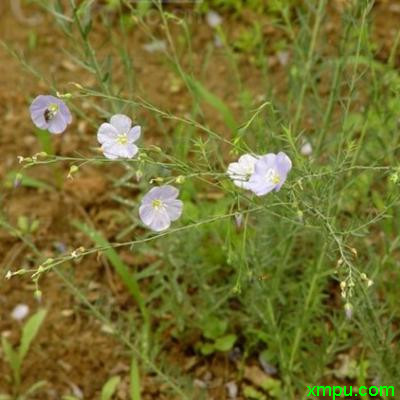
(206, 10, 222, 28)
(247, 152, 292, 196)
(29, 95, 72, 134)
(97, 114, 141, 160)
(227, 154, 259, 189)
(139, 185, 183, 232)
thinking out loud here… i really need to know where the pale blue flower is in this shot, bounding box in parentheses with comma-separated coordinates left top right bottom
(97, 114, 141, 160)
(29, 95, 72, 134)
(247, 152, 292, 196)
(227, 154, 259, 189)
(139, 185, 183, 232)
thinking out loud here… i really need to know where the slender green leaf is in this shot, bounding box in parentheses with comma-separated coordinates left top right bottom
(71, 221, 149, 327)
(130, 358, 141, 400)
(101, 376, 121, 400)
(18, 309, 47, 363)
(187, 77, 237, 132)
(24, 380, 47, 396)
(35, 129, 54, 155)
(213, 334, 237, 352)
(1, 336, 19, 377)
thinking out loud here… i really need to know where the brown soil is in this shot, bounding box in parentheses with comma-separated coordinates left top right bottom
(0, 1, 397, 399)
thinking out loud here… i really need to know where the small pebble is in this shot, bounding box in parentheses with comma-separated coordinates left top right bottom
(300, 141, 313, 156)
(226, 381, 238, 398)
(277, 51, 290, 66)
(194, 379, 207, 389)
(11, 304, 30, 321)
(258, 353, 278, 375)
(143, 40, 167, 53)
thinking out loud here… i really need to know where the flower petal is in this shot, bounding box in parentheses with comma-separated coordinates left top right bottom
(165, 199, 183, 221)
(110, 114, 132, 133)
(274, 152, 292, 191)
(148, 208, 171, 232)
(125, 144, 139, 158)
(128, 126, 141, 143)
(30, 108, 48, 130)
(47, 112, 67, 134)
(247, 173, 276, 196)
(102, 142, 123, 159)
(157, 185, 179, 201)
(102, 143, 136, 159)
(29, 95, 51, 113)
(275, 152, 292, 176)
(97, 123, 118, 144)
(238, 154, 258, 168)
(139, 204, 155, 226)
(227, 154, 259, 189)
(139, 205, 172, 232)
(57, 99, 72, 124)
(142, 187, 163, 204)
(254, 153, 276, 175)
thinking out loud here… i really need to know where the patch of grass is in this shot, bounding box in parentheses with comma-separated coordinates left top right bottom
(5, 0, 400, 397)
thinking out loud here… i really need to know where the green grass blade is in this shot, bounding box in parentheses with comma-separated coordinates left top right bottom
(71, 221, 150, 335)
(101, 376, 121, 400)
(5, 171, 54, 191)
(1, 336, 20, 383)
(18, 309, 47, 363)
(187, 76, 237, 133)
(35, 129, 54, 155)
(24, 380, 47, 397)
(130, 357, 141, 400)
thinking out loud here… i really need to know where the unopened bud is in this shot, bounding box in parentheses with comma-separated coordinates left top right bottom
(150, 145, 162, 153)
(360, 273, 367, 280)
(34, 290, 42, 302)
(57, 91, 72, 99)
(234, 213, 243, 228)
(14, 173, 23, 188)
(150, 177, 164, 184)
(67, 165, 79, 179)
(344, 302, 353, 320)
(72, 82, 84, 90)
(175, 175, 185, 184)
(136, 170, 143, 182)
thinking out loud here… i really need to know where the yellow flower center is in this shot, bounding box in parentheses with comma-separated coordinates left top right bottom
(116, 133, 128, 145)
(272, 174, 281, 184)
(266, 169, 281, 185)
(152, 199, 164, 210)
(48, 103, 59, 113)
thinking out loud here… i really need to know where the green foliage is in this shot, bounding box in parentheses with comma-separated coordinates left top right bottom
(130, 358, 141, 400)
(196, 316, 237, 355)
(101, 376, 121, 400)
(1, 309, 47, 397)
(71, 220, 150, 354)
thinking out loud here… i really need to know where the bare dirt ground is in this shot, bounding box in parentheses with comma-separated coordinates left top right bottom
(0, 1, 397, 399)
